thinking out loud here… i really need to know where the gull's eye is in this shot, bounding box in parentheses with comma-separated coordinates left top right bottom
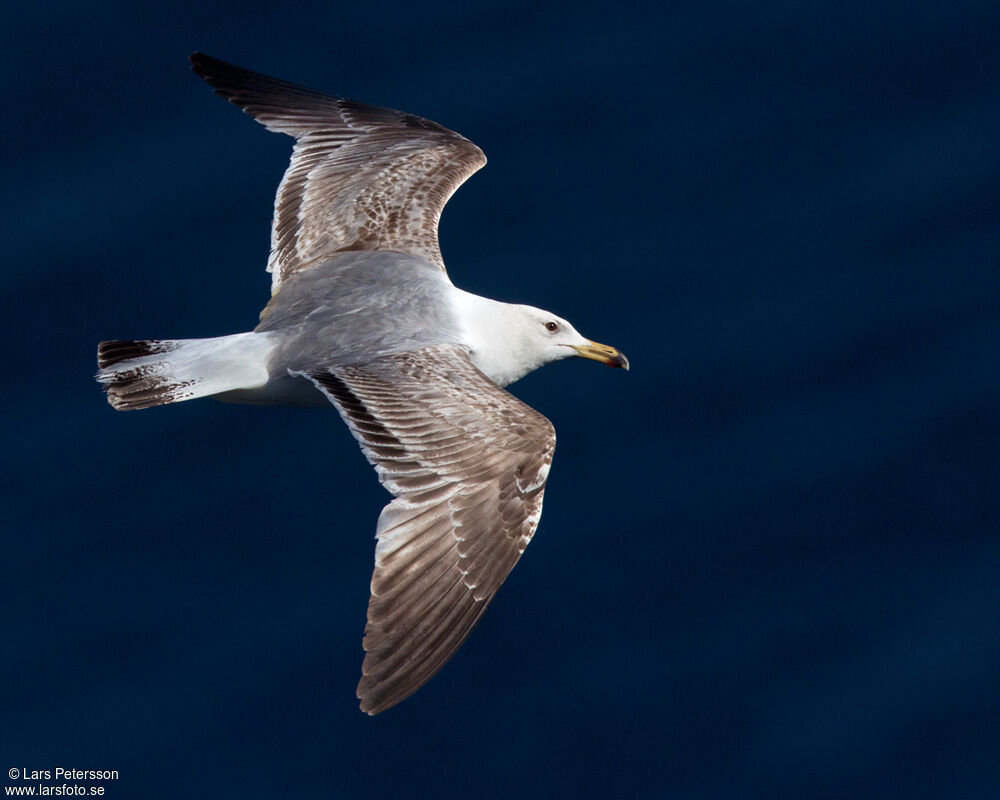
(545, 321, 559, 333)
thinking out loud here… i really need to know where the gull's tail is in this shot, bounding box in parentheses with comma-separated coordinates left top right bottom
(96, 332, 275, 410)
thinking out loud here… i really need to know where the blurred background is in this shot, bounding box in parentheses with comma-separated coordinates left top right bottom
(2, 1, 998, 797)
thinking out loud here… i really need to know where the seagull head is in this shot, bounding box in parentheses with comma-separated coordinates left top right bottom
(456, 293, 628, 386)
(516, 305, 629, 372)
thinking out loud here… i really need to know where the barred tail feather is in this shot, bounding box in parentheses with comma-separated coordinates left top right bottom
(96, 332, 275, 411)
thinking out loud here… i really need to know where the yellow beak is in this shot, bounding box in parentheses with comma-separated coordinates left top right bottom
(570, 340, 629, 370)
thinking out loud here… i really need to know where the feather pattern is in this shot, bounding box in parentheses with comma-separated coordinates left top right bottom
(295, 344, 554, 714)
(189, 53, 486, 293)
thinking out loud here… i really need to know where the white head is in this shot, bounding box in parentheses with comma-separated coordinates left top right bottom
(457, 295, 628, 387)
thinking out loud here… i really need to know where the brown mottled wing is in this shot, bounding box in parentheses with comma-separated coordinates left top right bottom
(294, 345, 555, 715)
(189, 53, 486, 293)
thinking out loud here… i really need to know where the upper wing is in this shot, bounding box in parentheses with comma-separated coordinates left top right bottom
(189, 53, 486, 293)
(295, 344, 555, 714)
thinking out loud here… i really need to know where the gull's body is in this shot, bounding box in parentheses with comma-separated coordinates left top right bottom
(97, 54, 627, 714)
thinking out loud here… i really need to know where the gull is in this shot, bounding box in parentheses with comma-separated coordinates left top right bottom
(96, 53, 628, 714)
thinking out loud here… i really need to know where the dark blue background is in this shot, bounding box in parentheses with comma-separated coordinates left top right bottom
(3, 1, 999, 797)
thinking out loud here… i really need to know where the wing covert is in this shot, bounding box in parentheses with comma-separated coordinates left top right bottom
(190, 53, 486, 292)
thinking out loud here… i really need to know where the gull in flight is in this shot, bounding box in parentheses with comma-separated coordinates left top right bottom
(97, 53, 628, 714)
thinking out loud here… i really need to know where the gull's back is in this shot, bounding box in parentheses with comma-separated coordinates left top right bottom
(260, 249, 463, 366)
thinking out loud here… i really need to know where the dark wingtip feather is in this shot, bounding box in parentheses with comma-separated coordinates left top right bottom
(189, 51, 260, 97)
(186, 51, 349, 135)
(189, 52, 259, 87)
(189, 52, 246, 81)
